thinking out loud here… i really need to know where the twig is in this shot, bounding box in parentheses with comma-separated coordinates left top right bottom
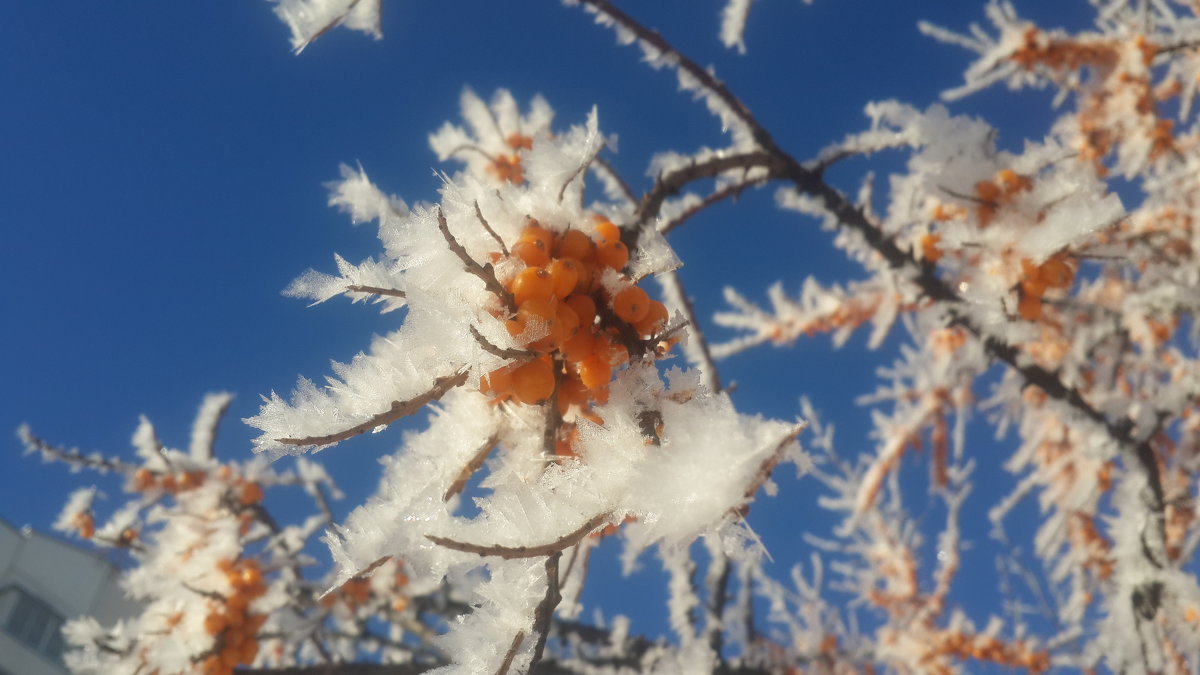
(658, 177, 767, 235)
(346, 284, 406, 298)
(474, 201, 509, 256)
(658, 269, 722, 392)
(636, 152, 778, 232)
(470, 325, 536, 360)
(427, 511, 613, 559)
(444, 435, 500, 502)
(559, 139, 606, 203)
(277, 372, 469, 447)
(529, 554, 563, 671)
(436, 207, 515, 310)
(496, 631, 525, 675)
(591, 155, 637, 206)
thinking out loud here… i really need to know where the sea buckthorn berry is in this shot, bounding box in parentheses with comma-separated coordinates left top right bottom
(632, 299, 669, 336)
(1038, 255, 1074, 288)
(512, 357, 556, 404)
(132, 468, 155, 491)
(1018, 292, 1043, 321)
(919, 233, 942, 264)
(547, 258, 581, 299)
(975, 180, 1000, 204)
(556, 229, 595, 261)
(480, 365, 514, 396)
(506, 133, 533, 151)
(511, 267, 555, 305)
(204, 611, 227, 636)
(593, 218, 621, 243)
(612, 286, 650, 323)
(518, 222, 555, 250)
(596, 240, 629, 270)
(239, 482, 264, 506)
(560, 330, 596, 363)
(553, 302, 581, 346)
(577, 354, 612, 390)
(565, 294, 596, 329)
(512, 239, 550, 267)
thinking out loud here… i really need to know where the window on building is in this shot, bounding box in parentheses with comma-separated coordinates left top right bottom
(0, 585, 66, 663)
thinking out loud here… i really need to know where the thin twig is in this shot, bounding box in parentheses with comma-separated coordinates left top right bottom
(470, 325, 536, 360)
(658, 177, 767, 235)
(427, 511, 613, 559)
(559, 139, 606, 203)
(444, 435, 500, 502)
(636, 152, 778, 231)
(436, 207, 515, 309)
(529, 554, 563, 671)
(658, 270, 722, 392)
(496, 631, 525, 675)
(474, 200, 509, 256)
(591, 155, 637, 206)
(278, 371, 469, 447)
(346, 284, 407, 298)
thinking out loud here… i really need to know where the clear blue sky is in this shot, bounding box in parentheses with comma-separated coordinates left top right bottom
(2, 0, 1084, 646)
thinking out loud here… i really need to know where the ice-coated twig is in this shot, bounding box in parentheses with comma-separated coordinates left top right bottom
(436, 207, 514, 309)
(345, 284, 406, 298)
(636, 151, 778, 231)
(277, 371, 469, 447)
(426, 511, 614, 559)
(495, 630, 525, 675)
(474, 200, 509, 256)
(658, 177, 767, 235)
(443, 435, 499, 502)
(529, 554, 563, 671)
(658, 270, 722, 393)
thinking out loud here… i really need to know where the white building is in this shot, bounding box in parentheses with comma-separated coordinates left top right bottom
(0, 518, 136, 675)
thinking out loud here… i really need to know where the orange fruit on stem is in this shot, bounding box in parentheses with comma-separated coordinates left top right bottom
(511, 267, 555, 305)
(596, 240, 629, 270)
(512, 357, 556, 404)
(612, 286, 650, 323)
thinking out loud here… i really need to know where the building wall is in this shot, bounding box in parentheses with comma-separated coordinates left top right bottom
(0, 518, 137, 674)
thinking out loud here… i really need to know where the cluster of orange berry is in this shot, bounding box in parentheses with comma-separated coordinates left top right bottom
(200, 559, 268, 675)
(486, 133, 533, 184)
(321, 566, 411, 614)
(933, 631, 1050, 673)
(1016, 251, 1076, 320)
(479, 217, 669, 413)
(974, 168, 1032, 227)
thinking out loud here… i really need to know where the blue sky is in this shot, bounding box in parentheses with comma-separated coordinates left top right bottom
(2, 0, 1085, 647)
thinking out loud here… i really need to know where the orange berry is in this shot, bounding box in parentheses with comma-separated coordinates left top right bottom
(560, 330, 597, 363)
(565, 294, 596, 329)
(511, 267, 555, 305)
(596, 240, 629, 270)
(547, 258, 582, 299)
(577, 355, 612, 390)
(161, 474, 178, 493)
(506, 133, 533, 151)
(975, 180, 1000, 203)
(612, 286, 650, 323)
(240, 482, 264, 506)
(227, 592, 249, 615)
(239, 566, 263, 589)
(512, 357, 556, 404)
(204, 611, 227, 636)
(518, 222, 555, 251)
(246, 613, 268, 634)
(392, 596, 410, 612)
(1038, 255, 1074, 288)
(512, 239, 550, 267)
(76, 513, 94, 539)
(919, 233, 942, 264)
(632, 299, 669, 336)
(593, 218, 621, 243)
(553, 302, 581, 347)
(556, 229, 595, 261)
(132, 468, 155, 491)
(1018, 292, 1043, 320)
(480, 365, 515, 397)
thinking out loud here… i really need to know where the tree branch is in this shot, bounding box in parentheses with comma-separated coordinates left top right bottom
(277, 372, 469, 447)
(427, 511, 613, 559)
